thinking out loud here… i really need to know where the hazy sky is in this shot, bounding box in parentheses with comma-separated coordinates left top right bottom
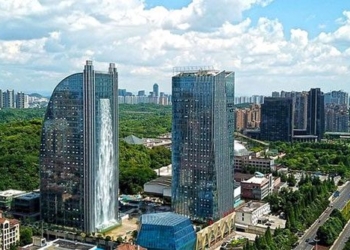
(1, 0, 350, 96)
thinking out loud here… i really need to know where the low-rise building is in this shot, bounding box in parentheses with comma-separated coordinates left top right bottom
(235, 201, 285, 235)
(234, 141, 275, 172)
(235, 201, 271, 226)
(0, 211, 20, 250)
(11, 192, 40, 221)
(240, 172, 273, 200)
(143, 176, 171, 199)
(0, 190, 26, 211)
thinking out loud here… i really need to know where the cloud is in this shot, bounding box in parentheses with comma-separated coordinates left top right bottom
(0, 0, 349, 96)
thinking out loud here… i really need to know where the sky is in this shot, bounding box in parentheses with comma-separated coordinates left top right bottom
(1, 0, 350, 96)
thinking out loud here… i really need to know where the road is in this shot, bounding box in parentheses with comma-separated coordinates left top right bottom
(295, 182, 350, 250)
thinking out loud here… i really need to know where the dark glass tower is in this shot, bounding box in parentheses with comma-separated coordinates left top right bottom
(307, 88, 325, 140)
(40, 61, 119, 233)
(260, 97, 294, 142)
(171, 68, 235, 222)
(153, 83, 159, 97)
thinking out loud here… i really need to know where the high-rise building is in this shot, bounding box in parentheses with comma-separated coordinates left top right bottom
(118, 89, 126, 96)
(40, 61, 119, 233)
(0, 90, 3, 108)
(172, 68, 235, 221)
(293, 91, 308, 130)
(16, 92, 28, 109)
(138, 90, 146, 96)
(324, 90, 349, 108)
(153, 83, 159, 97)
(307, 88, 325, 140)
(260, 97, 294, 142)
(325, 104, 349, 132)
(271, 91, 280, 98)
(3, 90, 15, 108)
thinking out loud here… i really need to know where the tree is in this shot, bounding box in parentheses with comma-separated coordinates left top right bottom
(20, 226, 33, 246)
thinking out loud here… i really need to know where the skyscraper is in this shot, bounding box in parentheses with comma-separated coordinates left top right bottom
(153, 83, 159, 97)
(307, 88, 325, 140)
(40, 61, 119, 233)
(171, 68, 235, 222)
(260, 97, 294, 142)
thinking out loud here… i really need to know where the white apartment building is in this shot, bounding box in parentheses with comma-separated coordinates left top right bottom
(0, 211, 20, 250)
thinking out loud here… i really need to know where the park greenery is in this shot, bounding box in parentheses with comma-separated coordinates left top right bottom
(0, 105, 171, 193)
(271, 141, 350, 177)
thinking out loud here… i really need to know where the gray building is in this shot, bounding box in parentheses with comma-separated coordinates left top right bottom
(171, 68, 235, 221)
(40, 61, 119, 233)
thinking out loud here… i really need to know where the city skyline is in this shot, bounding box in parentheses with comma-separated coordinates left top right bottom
(1, 0, 350, 96)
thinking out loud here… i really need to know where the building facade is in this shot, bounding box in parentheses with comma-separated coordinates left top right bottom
(172, 68, 235, 221)
(136, 212, 196, 250)
(307, 88, 325, 140)
(0, 211, 20, 250)
(260, 97, 294, 142)
(40, 61, 119, 233)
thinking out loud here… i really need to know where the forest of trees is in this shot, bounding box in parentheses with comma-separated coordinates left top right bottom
(0, 104, 171, 193)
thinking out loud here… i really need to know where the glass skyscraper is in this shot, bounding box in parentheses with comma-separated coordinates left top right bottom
(40, 61, 119, 233)
(171, 68, 235, 222)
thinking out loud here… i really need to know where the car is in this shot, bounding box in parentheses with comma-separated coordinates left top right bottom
(305, 238, 310, 243)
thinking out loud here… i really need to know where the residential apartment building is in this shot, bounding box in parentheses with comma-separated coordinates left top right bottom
(235, 104, 261, 131)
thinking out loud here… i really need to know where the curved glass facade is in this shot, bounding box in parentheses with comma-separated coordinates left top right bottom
(171, 70, 235, 222)
(40, 61, 119, 233)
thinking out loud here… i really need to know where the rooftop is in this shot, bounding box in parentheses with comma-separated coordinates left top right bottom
(22, 239, 97, 250)
(141, 212, 189, 227)
(16, 192, 40, 200)
(236, 201, 268, 213)
(0, 189, 26, 197)
(144, 176, 172, 187)
(242, 176, 267, 185)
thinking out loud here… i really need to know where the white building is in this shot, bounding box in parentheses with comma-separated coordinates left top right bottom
(0, 211, 20, 250)
(235, 201, 271, 226)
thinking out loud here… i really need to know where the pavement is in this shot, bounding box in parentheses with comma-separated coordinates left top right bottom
(295, 182, 350, 250)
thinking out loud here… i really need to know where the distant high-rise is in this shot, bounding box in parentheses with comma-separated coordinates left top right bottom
(138, 90, 146, 96)
(293, 91, 308, 130)
(307, 88, 325, 140)
(324, 90, 349, 108)
(0, 90, 3, 108)
(16, 92, 28, 109)
(153, 83, 159, 97)
(260, 97, 294, 142)
(118, 89, 126, 96)
(172, 68, 235, 221)
(40, 61, 119, 233)
(271, 91, 280, 98)
(3, 90, 15, 108)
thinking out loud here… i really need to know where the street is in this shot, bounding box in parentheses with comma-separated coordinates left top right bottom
(295, 182, 350, 250)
